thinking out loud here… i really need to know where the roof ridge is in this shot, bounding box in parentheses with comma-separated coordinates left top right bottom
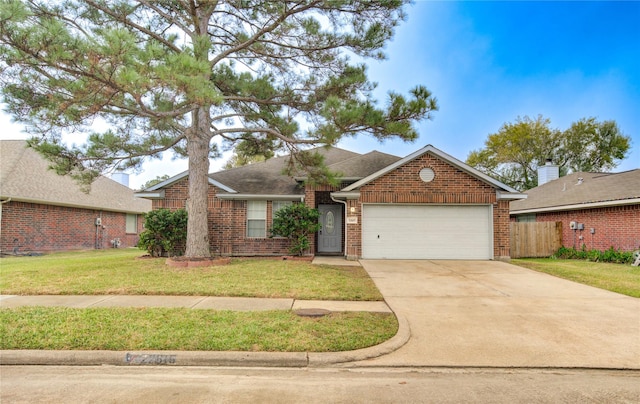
(0, 140, 29, 185)
(212, 145, 357, 175)
(327, 151, 370, 167)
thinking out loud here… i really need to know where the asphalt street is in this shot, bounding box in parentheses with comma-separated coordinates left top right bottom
(2, 366, 639, 404)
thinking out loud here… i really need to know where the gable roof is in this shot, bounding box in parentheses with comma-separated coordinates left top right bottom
(510, 169, 640, 214)
(209, 147, 357, 197)
(138, 146, 396, 199)
(324, 151, 401, 180)
(341, 144, 525, 199)
(143, 170, 236, 194)
(1, 140, 151, 213)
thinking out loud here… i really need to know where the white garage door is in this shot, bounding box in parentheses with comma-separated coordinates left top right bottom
(362, 204, 493, 260)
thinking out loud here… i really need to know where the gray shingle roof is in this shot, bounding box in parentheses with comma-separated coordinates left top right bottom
(209, 147, 377, 196)
(510, 169, 640, 213)
(1, 140, 151, 213)
(327, 151, 401, 178)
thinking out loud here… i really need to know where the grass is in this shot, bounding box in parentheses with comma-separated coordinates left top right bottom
(0, 307, 397, 352)
(0, 249, 395, 351)
(512, 258, 640, 298)
(0, 249, 382, 301)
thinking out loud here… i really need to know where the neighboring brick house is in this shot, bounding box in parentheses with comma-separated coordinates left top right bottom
(137, 145, 524, 260)
(510, 165, 640, 252)
(0, 140, 151, 254)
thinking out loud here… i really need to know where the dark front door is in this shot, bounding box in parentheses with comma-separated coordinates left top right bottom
(318, 204, 343, 254)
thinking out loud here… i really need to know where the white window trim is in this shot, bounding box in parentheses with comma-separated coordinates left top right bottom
(247, 200, 267, 238)
(126, 213, 138, 234)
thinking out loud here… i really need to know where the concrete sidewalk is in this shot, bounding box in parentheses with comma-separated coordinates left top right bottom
(0, 256, 402, 367)
(0, 294, 391, 313)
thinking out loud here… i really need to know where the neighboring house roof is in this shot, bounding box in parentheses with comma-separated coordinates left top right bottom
(0, 140, 151, 213)
(510, 169, 640, 214)
(339, 144, 525, 200)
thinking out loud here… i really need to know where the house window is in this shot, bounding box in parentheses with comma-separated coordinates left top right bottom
(272, 200, 293, 220)
(126, 214, 138, 233)
(516, 214, 536, 223)
(247, 200, 267, 238)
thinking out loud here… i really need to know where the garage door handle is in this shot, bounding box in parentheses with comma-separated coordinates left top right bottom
(377, 235, 380, 239)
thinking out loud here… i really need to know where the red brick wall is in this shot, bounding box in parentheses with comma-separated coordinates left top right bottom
(533, 205, 640, 251)
(345, 199, 361, 260)
(150, 153, 513, 259)
(154, 178, 296, 256)
(355, 152, 507, 259)
(0, 201, 144, 253)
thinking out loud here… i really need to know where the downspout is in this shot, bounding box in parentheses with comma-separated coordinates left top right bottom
(330, 195, 348, 259)
(0, 198, 11, 253)
(95, 211, 104, 249)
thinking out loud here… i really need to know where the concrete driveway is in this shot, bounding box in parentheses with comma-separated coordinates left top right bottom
(355, 260, 640, 369)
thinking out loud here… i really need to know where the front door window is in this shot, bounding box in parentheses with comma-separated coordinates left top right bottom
(318, 204, 342, 253)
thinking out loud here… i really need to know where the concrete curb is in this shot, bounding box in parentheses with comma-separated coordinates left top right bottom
(0, 315, 410, 367)
(308, 314, 410, 366)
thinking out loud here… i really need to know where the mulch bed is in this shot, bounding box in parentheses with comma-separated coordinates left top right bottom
(165, 257, 232, 268)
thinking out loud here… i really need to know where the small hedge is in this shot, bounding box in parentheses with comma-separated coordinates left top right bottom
(138, 209, 187, 257)
(271, 203, 320, 256)
(552, 246, 636, 264)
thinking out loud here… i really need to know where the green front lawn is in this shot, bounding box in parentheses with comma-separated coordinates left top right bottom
(512, 258, 640, 298)
(0, 307, 397, 352)
(0, 249, 394, 352)
(0, 249, 382, 301)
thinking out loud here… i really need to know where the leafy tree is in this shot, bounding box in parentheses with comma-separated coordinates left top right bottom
(561, 117, 630, 173)
(467, 115, 630, 191)
(223, 138, 277, 169)
(138, 209, 187, 257)
(0, 0, 438, 258)
(141, 174, 170, 190)
(271, 203, 321, 256)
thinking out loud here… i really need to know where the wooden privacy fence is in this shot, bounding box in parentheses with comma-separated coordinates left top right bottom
(510, 222, 562, 258)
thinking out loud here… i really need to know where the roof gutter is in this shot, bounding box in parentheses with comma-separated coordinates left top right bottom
(0, 196, 150, 214)
(329, 191, 360, 200)
(510, 197, 640, 215)
(294, 176, 363, 183)
(216, 194, 304, 201)
(497, 191, 528, 200)
(134, 190, 165, 200)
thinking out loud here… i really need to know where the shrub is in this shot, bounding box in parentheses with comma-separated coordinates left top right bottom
(553, 246, 634, 264)
(138, 209, 188, 257)
(271, 203, 321, 256)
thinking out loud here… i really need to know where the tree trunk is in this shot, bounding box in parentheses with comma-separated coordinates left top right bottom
(184, 108, 212, 258)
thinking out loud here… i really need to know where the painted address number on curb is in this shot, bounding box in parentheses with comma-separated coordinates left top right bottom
(125, 353, 177, 365)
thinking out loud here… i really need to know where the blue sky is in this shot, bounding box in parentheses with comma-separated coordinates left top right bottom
(341, 1, 640, 169)
(2, 1, 639, 189)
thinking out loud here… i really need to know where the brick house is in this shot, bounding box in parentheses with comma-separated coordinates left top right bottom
(138, 145, 524, 260)
(0, 140, 151, 254)
(510, 164, 640, 252)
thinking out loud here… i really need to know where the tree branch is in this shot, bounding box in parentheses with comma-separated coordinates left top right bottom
(84, 0, 182, 53)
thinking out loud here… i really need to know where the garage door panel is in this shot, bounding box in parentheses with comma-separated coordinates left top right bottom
(362, 205, 492, 260)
